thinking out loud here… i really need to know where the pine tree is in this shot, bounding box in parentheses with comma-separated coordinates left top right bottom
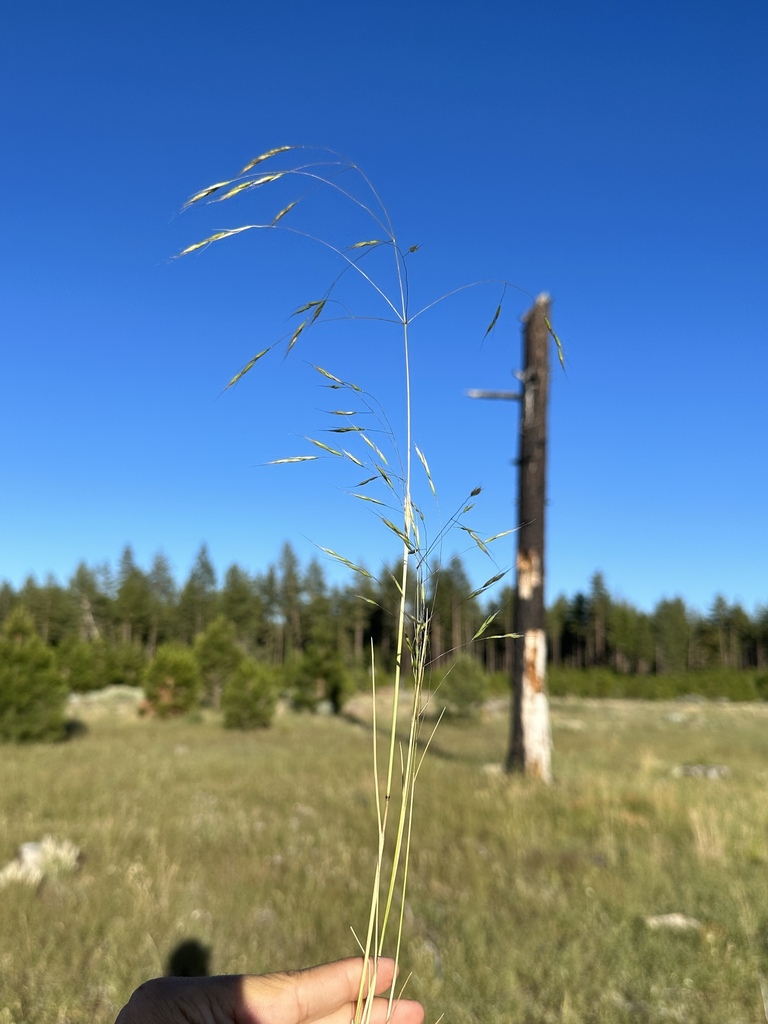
(222, 657, 279, 729)
(194, 614, 244, 708)
(142, 644, 201, 718)
(0, 607, 67, 742)
(177, 544, 218, 642)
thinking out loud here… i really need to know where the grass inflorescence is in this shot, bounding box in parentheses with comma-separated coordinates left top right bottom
(174, 144, 526, 1018)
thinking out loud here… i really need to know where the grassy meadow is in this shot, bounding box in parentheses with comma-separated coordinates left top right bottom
(2, 694, 768, 1023)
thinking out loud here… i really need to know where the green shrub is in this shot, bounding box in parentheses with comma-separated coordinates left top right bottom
(142, 644, 201, 718)
(288, 645, 353, 713)
(486, 671, 512, 696)
(106, 641, 146, 688)
(0, 607, 67, 742)
(56, 637, 112, 693)
(437, 654, 488, 720)
(222, 657, 279, 729)
(548, 665, 763, 701)
(194, 614, 244, 708)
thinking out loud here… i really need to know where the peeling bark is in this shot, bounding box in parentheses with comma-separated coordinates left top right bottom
(521, 629, 552, 782)
(507, 296, 553, 781)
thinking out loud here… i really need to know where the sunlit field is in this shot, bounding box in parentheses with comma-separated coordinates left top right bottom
(2, 696, 768, 1023)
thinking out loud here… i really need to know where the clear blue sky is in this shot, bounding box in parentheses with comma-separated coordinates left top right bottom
(2, 0, 766, 615)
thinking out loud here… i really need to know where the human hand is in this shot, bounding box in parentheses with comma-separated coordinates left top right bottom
(115, 955, 425, 1024)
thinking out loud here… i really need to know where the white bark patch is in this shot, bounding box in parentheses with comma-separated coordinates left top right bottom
(516, 550, 541, 601)
(522, 628, 552, 783)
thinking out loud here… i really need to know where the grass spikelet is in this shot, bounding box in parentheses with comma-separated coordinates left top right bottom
(307, 437, 345, 457)
(175, 225, 258, 257)
(360, 433, 388, 464)
(375, 465, 394, 490)
(414, 445, 436, 498)
(182, 180, 234, 209)
(459, 525, 490, 556)
(272, 200, 297, 225)
(342, 450, 365, 467)
(483, 528, 515, 544)
(294, 299, 326, 316)
(312, 365, 344, 385)
(472, 609, 500, 641)
(545, 315, 566, 370)
(468, 570, 508, 601)
(239, 145, 294, 175)
(267, 455, 319, 464)
(380, 517, 414, 550)
(483, 303, 502, 339)
(317, 546, 373, 577)
(286, 319, 307, 355)
(312, 365, 363, 393)
(351, 493, 386, 506)
(223, 348, 273, 390)
(211, 174, 286, 203)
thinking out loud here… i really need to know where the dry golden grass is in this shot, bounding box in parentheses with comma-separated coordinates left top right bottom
(2, 697, 768, 1023)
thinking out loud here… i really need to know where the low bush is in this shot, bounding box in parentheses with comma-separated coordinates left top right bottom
(106, 641, 146, 688)
(437, 654, 488, 720)
(287, 645, 353, 713)
(0, 607, 67, 742)
(194, 615, 244, 708)
(142, 644, 201, 718)
(548, 665, 763, 701)
(56, 637, 112, 693)
(221, 657, 279, 729)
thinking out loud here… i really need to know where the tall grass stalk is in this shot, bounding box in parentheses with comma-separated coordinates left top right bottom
(177, 145, 519, 1021)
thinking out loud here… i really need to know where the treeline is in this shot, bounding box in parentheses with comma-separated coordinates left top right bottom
(549, 572, 768, 674)
(1, 549, 767, 683)
(0, 542, 517, 686)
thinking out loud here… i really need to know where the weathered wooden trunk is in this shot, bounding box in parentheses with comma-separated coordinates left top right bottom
(507, 295, 553, 782)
